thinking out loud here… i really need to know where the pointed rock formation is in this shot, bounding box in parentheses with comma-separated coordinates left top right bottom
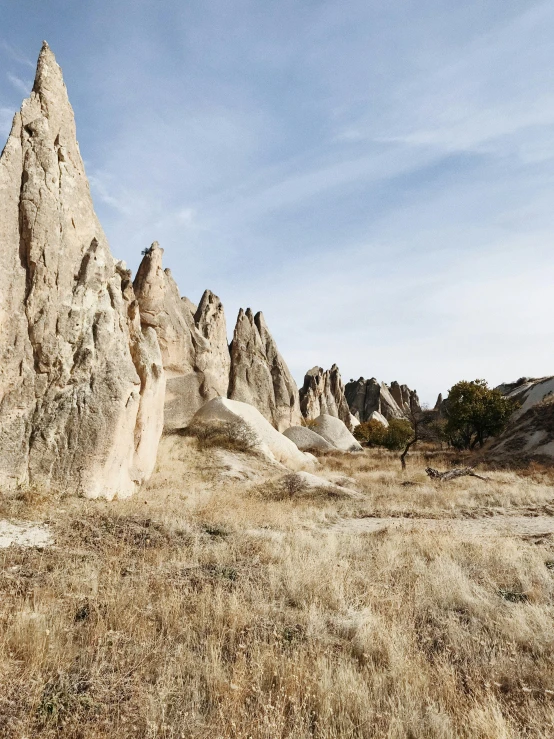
(344, 377, 405, 422)
(390, 381, 421, 415)
(228, 309, 301, 432)
(134, 242, 230, 430)
(0, 43, 165, 498)
(299, 365, 353, 429)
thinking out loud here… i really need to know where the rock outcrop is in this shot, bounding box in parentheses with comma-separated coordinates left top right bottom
(134, 243, 229, 430)
(191, 397, 312, 470)
(486, 377, 554, 465)
(345, 378, 404, 422)
(228, 309, 301, 432)
(283, 426, 336, 453)
(0, 42, 165, 499)
(299, 364, 353, 429)
(311, 414, 363, 452)
(390, 381, 421, 415)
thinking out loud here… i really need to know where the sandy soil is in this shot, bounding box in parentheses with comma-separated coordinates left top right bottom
(0, 520, 52, 548)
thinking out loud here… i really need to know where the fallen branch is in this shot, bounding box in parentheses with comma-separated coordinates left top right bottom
(425, 466, 490, 482)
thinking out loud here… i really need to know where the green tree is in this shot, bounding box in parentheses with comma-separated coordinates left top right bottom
(445, 379, 515, 449)
(354, 418, 413, 451)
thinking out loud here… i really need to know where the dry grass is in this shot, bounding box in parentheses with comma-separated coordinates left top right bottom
(2, 440, 554, 737)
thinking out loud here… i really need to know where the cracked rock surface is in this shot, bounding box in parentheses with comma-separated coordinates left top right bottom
(0, 42, 165, 498)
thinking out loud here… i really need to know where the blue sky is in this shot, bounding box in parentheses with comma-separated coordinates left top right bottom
(2, 0, 554, 403)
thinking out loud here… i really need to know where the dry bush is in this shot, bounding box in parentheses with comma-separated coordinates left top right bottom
(178, 418, 258, 454)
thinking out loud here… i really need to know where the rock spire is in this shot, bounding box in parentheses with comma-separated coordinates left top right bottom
(228, 309, 302, 431)
(133, 242, 230, 429)
(299, 365, 353, 429)
(0, 43, 165, 498)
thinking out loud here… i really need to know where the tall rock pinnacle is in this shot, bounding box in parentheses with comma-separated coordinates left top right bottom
(228, 309, 302, 431)
(134, 242, 230, 429)
(0, 43, 165, 498)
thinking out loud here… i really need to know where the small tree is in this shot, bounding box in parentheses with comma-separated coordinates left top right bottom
(444, 379, 515, 450)
(354, 418, 413, 451)
(354, 419, 388, 446)
(398, 398, 449, 470)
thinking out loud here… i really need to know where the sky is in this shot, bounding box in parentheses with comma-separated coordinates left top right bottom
(1, 0, 553, 404)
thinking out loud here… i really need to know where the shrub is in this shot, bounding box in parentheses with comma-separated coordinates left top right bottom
(181, 419, 258, 453)
(354, 418, 413, 450)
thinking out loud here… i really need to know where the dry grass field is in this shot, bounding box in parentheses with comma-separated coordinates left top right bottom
(2, 436, 554, 738)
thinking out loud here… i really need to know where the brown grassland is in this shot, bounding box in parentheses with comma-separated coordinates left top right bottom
(2, 436, 554, 738)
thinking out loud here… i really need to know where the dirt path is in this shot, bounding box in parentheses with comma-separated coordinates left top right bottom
(327, 515, 554, 537)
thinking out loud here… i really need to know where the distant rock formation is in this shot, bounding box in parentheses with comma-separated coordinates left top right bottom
(134, 242, 229, 430)
(344, 378, 405, 422)
(486, 377, 554, 465)
(390, 381, 421, 414)
(299, 365, 353, 429)
(228, 309, 301, 432)
(0, 43, 165, 498)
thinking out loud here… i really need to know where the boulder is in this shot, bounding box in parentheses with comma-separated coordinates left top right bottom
(0, 42, 165, 499)
(134, 243, 230, 429)
(299, 364, 353, 429)
(312, 414, 363, 452)
(345, 377, 404, 422)
(283, 426, 336, 452)
(228, 309, 301, 431)
(191, 398, 312, 470)
(368, 411, 389, 427)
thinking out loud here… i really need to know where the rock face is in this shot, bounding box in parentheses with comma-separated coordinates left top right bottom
(345, 378, 404, 422)
(134, 243, 229, 430)
(299, 365, 353, 429)
(0, 42, 165, 499)
(312, 415, 363, 452)
(390, 381, 421, 415)
(192, 397, 312, 470)
(283, 426, 336, 453)
(228, 309, 301, 432)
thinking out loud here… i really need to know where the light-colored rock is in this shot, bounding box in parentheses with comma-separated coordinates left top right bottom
(486, 377, 554, 466)
(283, 426, 336, 452)
(191, 398, 312, 470)
(390, 381, 421, 414)
(312, 414, 363, 452)
(503, 377, 554, 419)
(368, 411, 389, 427)
(349, 414, 360, 428)
(0, 42, 165, 499)
(134, 243, 230, 429)
(228, 309, 301, 432)
(345, 377, 404, 422)
(299, 364, 353, 429)
(487, 396, 554, 465)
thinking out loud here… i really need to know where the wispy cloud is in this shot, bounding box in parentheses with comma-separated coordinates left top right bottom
(4, 1, 553, 403)
(0, 40, 35, 69)
(7, 72, 31, 97)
